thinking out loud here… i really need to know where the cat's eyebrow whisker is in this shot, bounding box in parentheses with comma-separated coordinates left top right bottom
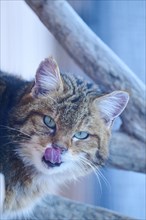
(0, 125, 31, 138)
(47, 95, 57, 103)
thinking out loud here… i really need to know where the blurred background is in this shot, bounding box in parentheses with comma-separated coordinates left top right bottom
(0, 0, 145, 219)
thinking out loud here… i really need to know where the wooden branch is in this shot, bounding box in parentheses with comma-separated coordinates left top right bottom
(109, 132, 146, 173)
(25, 0, 145, 144)
(32, 195, 135, 220)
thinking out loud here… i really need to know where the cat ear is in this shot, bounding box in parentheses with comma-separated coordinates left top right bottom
(96, 91, 129, 128)
(31, 57, 63, 97)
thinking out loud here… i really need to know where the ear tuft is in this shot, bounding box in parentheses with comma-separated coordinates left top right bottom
(31, 57, 63, 97)
(97, 91, 129, 128)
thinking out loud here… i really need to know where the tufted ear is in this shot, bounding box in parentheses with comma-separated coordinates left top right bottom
(96, 91, 129, 128)
(31, 57, 63, 97)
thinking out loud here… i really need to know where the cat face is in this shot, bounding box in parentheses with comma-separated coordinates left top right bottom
(10, 57, 129, 181)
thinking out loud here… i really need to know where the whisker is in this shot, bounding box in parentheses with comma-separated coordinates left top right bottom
(96, 168, 111, 191)
(0, 135, 31, 143)
(1, 140, 19, 147)
(80, 156, 111, 191)
(79, 156, 102, 196)
(0, 125, 31, 138)
(0, 135, 16, 138)
(87, 160, 110, 190)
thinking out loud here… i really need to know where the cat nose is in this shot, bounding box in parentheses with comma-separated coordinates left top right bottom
(52, 143, 68, 153)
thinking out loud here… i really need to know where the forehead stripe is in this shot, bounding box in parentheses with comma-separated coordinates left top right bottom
(14, 111, 44, 125)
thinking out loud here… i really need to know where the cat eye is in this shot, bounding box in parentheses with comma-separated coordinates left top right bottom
(73, 131, 89, 140)
(43, 115, 56, 129)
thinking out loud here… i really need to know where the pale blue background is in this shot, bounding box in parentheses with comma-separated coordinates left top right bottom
(1, 0, 145, 219)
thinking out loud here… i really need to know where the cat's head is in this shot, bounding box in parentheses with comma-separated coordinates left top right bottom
(10, 57, 129, 181)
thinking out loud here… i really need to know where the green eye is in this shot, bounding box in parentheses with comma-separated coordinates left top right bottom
(73, 131, 89, 140)
(43, 115, 56, 129)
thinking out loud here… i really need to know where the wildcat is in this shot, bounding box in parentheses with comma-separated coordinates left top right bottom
(0, 57, 129, 219)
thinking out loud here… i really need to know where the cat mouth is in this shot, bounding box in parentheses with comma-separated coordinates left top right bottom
(42, 146, 62, 168)
(42, 156, 62, 168)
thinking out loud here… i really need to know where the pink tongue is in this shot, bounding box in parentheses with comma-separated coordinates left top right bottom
(44, 147, 62, 164)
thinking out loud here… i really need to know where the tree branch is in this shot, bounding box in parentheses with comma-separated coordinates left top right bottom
(32, 195, 135, 220)
(109, 132, 146, 173)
